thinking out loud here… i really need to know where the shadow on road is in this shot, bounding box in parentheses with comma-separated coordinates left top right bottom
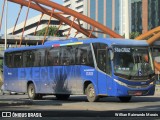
(1, 95, 160, 105)
(0, 95, 160, 119)
(121, 104, 160, 111)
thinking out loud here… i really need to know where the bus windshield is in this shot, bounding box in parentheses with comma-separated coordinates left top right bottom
(113, 46, 154, 77)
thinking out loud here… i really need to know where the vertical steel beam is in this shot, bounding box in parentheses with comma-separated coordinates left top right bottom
(89, 27, 95, 38)
(74, 31, 79, 37)
(4, 0, 8, 50)
(19, 0, 31, 47)
(0, 0, 5, 31)
(34, 13, 43, 35)
(112, 0, 115, 31)
(54, 21, 62, 37)
(42, 8, 54, 44)
(124, 0, 129, 39)
(12, 5, 23, 35)
(66, 17, 76, 39)
(104, 0, 106, 38)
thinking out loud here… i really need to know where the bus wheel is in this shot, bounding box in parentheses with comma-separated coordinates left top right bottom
(56, 94, 70, 100)
(86, 83, 99, 102)
(28, 83, 38, 100)
(119, 96, 132, 102)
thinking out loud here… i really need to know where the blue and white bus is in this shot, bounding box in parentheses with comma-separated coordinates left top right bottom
(3, 38, 156, 102)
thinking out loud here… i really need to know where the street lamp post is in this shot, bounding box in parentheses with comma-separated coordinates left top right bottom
(4, 0, 8, 50)
(124, 0, 130, 39)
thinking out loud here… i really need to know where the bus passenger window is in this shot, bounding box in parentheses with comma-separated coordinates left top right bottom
(23, 51, 34, 67)
(5, 53, 13, 68)
(97, 51, 106, 72)
(61, 46, 73, 66)
(33, 49, 46, 67)
(13, 53, 22, 68)
(76, 44, 94, 67)
(47, 52, 53, 66)
(80, 52, 87, 64)
(47, 48, 60, 66)
(54, 57, 59, 65)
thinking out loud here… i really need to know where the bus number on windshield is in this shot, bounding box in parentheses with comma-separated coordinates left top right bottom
(114, 48, 131, 53)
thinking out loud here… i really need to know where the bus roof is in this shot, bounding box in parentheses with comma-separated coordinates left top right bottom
(5, 38, 148, 52)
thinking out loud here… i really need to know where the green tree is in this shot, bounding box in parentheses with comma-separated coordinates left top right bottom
(36, 26, 63, 37)
(130, 32, 141, 39)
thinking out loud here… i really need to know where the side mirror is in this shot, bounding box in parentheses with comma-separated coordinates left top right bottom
(108, 47, 114, 60)
(110, 51, 114, 60)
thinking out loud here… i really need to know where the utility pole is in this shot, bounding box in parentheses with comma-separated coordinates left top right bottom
(5, 0, 8, 50)
(124, 0, 130, 39)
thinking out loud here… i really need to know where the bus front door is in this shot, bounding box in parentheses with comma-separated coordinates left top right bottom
(97, 49, 111, 95)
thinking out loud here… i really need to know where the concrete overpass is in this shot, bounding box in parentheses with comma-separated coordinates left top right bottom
(0, 34, 66, 45)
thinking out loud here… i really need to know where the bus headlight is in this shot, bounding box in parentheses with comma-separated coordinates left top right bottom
(150, 81, 154, 85)
(114, 79, 128, 87)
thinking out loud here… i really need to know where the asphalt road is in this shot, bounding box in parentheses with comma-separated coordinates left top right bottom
(0, 94, 160, 119)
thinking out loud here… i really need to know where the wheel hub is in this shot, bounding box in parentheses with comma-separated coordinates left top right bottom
(89, 87, 95, 98)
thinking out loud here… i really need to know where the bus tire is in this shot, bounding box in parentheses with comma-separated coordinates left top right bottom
(86, 83, 99, 102)
(119, 96, 132, 102)
(56, 94, 70, 100)
(28, 83, 38, 100)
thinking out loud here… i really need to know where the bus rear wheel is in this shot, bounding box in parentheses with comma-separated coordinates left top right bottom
(56, 94, 70, 100)
(28, 83, 38, 100)
(119, 96, 132, 102)
(86, 83, 99, 102)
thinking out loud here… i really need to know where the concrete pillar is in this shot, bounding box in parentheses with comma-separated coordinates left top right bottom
(104, 0, 107, 38)
(124, 0, 130, 39)
(142, 0, 148, 33)
(112, 0, 115, 31)
(95, 0, 98, 37)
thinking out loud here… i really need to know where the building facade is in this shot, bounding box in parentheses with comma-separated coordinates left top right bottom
(87, 0, 115, 38)
(86, 0, 132, 38)
(63, 0, 86, 38)
(131, 0, 160, 34)
(63, 0, 130, 38)
(7, 14, 63, 36)
(131, 0, 142, 33)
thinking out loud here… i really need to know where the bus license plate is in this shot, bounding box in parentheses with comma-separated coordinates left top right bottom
(134, 91, 142, 96)
(128, 91, 142, 96)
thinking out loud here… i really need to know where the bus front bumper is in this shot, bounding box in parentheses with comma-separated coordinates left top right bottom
(113, 79, 155, 97)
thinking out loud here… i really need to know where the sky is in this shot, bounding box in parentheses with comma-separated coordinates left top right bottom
(0, 0, 63, 34)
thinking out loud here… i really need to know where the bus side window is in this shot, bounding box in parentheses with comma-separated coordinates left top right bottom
(77, 44, 94, 67)
(93, 43, 111, 74)
(33, 49, 46, 67)
(106, 51, 112, 75)
(80, 50, 88, 64)
(47, 48, 60, 66)
(97, 50, 107, 72)
(5, 53, 13, 68)
(75, 47, 81, 64)
(13, 52, 22, 68)
(61, 46, 73, 65)
(23, 51, 34, 67)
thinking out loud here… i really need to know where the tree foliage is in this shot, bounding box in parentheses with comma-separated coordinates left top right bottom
(130, 32, 141, 39)
(36, 26, 63, 37)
